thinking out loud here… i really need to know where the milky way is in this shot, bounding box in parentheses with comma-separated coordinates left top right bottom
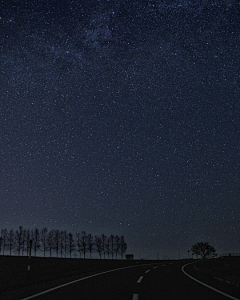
(1, 1, 239, 258)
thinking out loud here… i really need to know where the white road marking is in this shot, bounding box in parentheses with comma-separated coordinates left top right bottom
(21, 263, 156, 300)
(161, 264, 166, 266)
(145, 269, 150, 273)
(137, 276, 143, 283)
(153, 266, 158, 269)
(182, 262, 240, 300)
(132, 294, 139, 300)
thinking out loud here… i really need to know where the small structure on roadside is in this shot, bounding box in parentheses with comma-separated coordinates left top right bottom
(220, 253, 240, 258)
(125, 254, 134, 260)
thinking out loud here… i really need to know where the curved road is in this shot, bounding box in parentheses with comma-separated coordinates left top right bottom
(2, 261, 240, 300)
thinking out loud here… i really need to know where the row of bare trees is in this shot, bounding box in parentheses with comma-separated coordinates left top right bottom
(0, 227, 127, 259)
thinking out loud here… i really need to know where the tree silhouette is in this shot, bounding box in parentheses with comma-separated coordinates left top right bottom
(87, 233, 94, 258)
(75, 232, 82, 258)
(54, 230, 60, 257)
(80, 231, 87, 259)
(120, 235, 127, 259)
(106, 237, 111, 259)
(191, 242, 216, 259)
(9, 229, 14, 256)
(47, 230, 55, 257)
(68, 233, 75, 258)
(0, 226, 127, 260)
(41, 227, 48, 257)
(114, 235, 120, 259)
(32, 227, 40, 256)
(15, 226, 23, 256)
(59, 230, 65, 258)
(95, 235, 103, 259)
(110, 235, 115, 259)
(1, 229, 8, 256)
(101, 234, 107, 259)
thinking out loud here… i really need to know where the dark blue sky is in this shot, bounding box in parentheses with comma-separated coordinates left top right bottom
(1, 0, 239, 259)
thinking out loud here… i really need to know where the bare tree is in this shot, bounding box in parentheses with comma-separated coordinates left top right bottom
(59, 230, 65, 258)
(25, 229, 31, 256)
(75, 232, 82, 258)
(64, 230, 68, 258)
(106, 237, 111, 259)
(101, 234, 107, 259)
(80, 231, 87, 259)
(47, 230, 55, 257)
(1, 229, 8, 256)
(21, 229, 27, 256)
(120, 236, 127, 259)
(15, 226, 23, 256)
(95, 235, 103, 259)
(114, 235, 120, 259)
(87, 233, 94, 258)
(32, 228, 40, 256)
(110, 235, 115, 259)
(54, 230, 60, 257)
(69, 233, 75, 258)
(41, 227, 48, 257)
(9, 229, 14, 256)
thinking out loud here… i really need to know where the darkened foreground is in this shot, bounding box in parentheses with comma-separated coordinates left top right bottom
(195, 257, 240, 284)
(0, 256, 158, 295)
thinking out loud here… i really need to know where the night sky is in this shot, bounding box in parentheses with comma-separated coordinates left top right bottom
(1, 0, 239, 259)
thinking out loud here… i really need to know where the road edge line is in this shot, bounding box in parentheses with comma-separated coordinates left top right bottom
(182, 262, 240, 300)
(21, 262, 157, 300)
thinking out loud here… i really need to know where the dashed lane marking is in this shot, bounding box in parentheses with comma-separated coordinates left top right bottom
(21, 263, 156, 300)
(137, 276, 143, 283)
(132, 294, 139, 300)
(145, 270, 150, 273)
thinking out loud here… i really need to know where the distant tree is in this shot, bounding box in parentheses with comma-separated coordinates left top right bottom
(80, 231, 88, 259)
(87, 233, 94, 258)
(120, 236, 127, 259)
(64, 230, 68, 258)
(110, 235, 115, 259)
(15, 226, 23, 256)
(41, 227, 48, 257)
(54, 230, 60, 257)
(1, 229, 8, 256)
(59, 230, 65, 258)
(114, 235, 120, 259)
(191, 242, 216, 259)
(69, 233, 75, 258)
(47, 230, 55, 257)
(22, 229, 28, 256)
(32, 228, 41, 256)
(101, 234, 107, 259)
(9, 229, 14, 256)
(95, 235, 103, 259)
(106, 237, 111, 259)
(25, 229, 31, 256)
(75, 232, 82, 258)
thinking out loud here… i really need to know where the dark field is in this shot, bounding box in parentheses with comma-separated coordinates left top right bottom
(0, 256, 155, 295)
(193, 257, 240, 285)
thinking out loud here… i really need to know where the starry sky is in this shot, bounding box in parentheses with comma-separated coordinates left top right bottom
(1, 0, 239, 259)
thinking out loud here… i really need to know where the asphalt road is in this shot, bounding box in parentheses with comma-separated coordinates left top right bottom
(3, 261, 240, 300)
